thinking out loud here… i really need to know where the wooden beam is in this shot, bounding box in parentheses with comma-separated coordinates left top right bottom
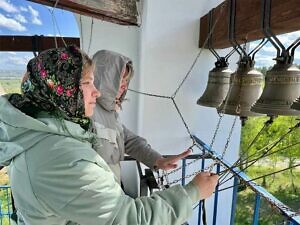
(0, 35, 80, 52)
(27, 0, 139, 26)
(199, 0, 300, 49)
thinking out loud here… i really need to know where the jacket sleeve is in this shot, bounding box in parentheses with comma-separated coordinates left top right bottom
(123, 125, 162, 169)
(30, 138, 201, 225)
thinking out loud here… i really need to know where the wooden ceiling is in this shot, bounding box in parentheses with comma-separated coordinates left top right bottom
(0, 35, 80, 52)
(27, 0, 140, 26)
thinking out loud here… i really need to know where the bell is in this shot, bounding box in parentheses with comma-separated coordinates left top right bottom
(218, 59, 264, 117)
(251, 63, 300, 116)
(291, 98, 300, 110)
(197, 66, 232, 107)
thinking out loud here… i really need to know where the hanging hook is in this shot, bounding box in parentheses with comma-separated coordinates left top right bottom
(250, 39, 268, 61)
(229, 0, 247, 57)
(208, 9, 234, 68)
(208, 9, 221, 61)
(225, 48, 236, 62)
(287, 37, 300, 64)
(262, 0, 288, 61)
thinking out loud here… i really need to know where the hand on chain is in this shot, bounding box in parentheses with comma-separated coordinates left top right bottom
(154, 149, 191, 170)
(191, 172, 219, 200)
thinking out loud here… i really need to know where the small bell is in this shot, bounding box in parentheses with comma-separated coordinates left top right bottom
(197, 64, 232, 108)
(218, 58, 264, 117)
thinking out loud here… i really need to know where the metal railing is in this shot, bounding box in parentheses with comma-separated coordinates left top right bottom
(191, 135, 300, 225)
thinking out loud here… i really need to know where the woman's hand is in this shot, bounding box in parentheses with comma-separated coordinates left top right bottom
(192, 172, 219, 199)
(154, 149, 191, 170)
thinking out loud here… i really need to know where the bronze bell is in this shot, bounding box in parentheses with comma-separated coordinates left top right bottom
(197, 65, 232, 108)
(218, 58, 264, 117)
(251, 63, 300, 116)
(291, 97, 300, 111)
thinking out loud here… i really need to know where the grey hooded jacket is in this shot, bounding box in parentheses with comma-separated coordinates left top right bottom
(92, 50, 162, 182)
(0, 95, 200, 225)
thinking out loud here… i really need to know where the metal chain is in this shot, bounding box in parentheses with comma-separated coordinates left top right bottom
(171, 98, 194, 139)
(209, 113, 224, 148)
(128, 89, 171, 99)
(206, 116, 238, 172)
(87, 17, 94, 55)
(218, 116, 275, 183)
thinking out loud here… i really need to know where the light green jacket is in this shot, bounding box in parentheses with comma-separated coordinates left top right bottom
(0, 96, 200, 225)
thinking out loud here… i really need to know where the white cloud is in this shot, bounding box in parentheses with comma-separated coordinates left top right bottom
(19, 6, 28, 12)
(250, 30, 300, 67)
(28, 5, 42, 25)
(0, 0, 18, 13)
(47, 33, 62, 37)
(254, 55, 275, 68)
(8, 55, 31, 66)
(14, 14, 27, 23)
(0, 52, 33, 70)
(0, 13, 26, 31)
(276, 31, 300, 47)
(260, 45, 277, 55)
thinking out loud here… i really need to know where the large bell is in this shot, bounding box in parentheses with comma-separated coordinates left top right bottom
(218, 59, 264, 117)
(291, 97, 300, 110)
(197, 65, 232, 107)
(251, 63, 300, 116)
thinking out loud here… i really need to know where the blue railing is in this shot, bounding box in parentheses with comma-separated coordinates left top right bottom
(192, 135, 300, 225)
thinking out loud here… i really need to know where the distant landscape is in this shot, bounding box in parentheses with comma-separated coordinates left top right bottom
(0, 70, 24, 79)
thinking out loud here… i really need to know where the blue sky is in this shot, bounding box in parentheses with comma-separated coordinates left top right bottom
(251, 31, 300, 68)
(0, 0, 79, 71)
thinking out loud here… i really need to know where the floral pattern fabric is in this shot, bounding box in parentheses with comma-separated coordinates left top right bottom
(9, 45, 90, 129)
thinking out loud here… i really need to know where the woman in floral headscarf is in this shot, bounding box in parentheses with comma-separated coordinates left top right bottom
(0, 46, 218, 225)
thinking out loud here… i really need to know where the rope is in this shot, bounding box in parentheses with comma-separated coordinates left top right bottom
(217, 140, 300, 176)
(128, 89, 171, 99)
(217, 163, 300, 193)
(44, 0, 68, 48)
(218, 116, 275, 183)
(219, 122, 300, 186)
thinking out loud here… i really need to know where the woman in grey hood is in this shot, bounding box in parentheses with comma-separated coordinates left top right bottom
(92, 50, 191, 183)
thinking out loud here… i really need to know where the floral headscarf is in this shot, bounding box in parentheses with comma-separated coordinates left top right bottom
(9, 45, 91, 130)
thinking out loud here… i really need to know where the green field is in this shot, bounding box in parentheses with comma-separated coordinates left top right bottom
(235, 166, 300, 225)
(0, 79, 21, 94)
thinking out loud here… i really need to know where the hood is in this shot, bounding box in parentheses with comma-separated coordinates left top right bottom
(92, 50, 133, 112)
(0, 95, 94, 166)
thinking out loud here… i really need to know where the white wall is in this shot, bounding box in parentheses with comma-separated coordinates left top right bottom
(76, 0, 241, 224)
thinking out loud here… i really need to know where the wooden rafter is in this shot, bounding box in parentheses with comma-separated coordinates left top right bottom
(0, 35, 80, 52)
(199, 0, 300, 49)
(27, 0, 139, 26)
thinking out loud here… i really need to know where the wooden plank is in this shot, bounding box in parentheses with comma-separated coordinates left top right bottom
(27, 0, 139, 26)
(211, 1, 230, 49)
(199, 0, 300, 49)
(0, 35, 80, 52)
